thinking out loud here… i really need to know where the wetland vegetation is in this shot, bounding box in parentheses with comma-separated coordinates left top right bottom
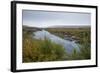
(23, 26, 91, 63)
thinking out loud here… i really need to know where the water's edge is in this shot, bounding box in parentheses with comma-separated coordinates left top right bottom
(33, 30, 80, 54)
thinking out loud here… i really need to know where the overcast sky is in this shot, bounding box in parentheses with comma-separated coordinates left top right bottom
(23, 10, 91, 28)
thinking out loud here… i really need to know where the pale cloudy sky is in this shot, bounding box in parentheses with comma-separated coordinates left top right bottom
(23, 10, 91, 28)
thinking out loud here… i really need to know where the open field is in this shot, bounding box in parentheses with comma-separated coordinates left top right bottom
(23, 27, 91, 63)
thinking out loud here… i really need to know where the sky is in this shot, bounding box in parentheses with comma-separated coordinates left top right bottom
(23, 10, 91, 28)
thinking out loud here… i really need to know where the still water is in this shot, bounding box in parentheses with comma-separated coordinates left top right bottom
(33, 30, 80, 54)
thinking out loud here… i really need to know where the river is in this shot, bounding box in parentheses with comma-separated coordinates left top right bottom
(33, 30, 80, 54)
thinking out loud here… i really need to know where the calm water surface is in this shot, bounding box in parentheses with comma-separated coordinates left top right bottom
(33, 30, 80, 54)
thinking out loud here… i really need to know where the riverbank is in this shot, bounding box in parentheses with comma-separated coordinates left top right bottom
(45, 28, 90, 44)
(22, 27, 91, 63)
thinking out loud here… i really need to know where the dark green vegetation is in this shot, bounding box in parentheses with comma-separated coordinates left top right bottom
(23, 30, 67, 62)
(45, 28, 90, 43)
(23, 27, 91, 63)
(46, 28, 91, 60)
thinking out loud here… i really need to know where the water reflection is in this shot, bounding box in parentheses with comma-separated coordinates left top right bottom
(33, 30, 80, 54)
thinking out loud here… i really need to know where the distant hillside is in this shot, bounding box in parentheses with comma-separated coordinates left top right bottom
(23, 25, 91, 30)
(23, 25, 42, 31)
(46, 25, 91, 28)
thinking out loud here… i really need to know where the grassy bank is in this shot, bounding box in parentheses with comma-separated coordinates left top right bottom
(46, 28, 91, 59)
(45, 28, 90, 43)
(23, 28, 91, 63)
(23, 30, 67, 62)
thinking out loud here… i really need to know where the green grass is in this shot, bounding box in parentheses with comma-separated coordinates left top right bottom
(45, 28, 90, 43)
(46, 28, 91, 60)
(23, 28, 91, 63)
(23, 31, 67, 62)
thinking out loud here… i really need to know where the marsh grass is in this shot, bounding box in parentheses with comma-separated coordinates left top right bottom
(46, 28, 91, 60)
(23, 31, 67, 62)
(23, 28, 91, 63)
